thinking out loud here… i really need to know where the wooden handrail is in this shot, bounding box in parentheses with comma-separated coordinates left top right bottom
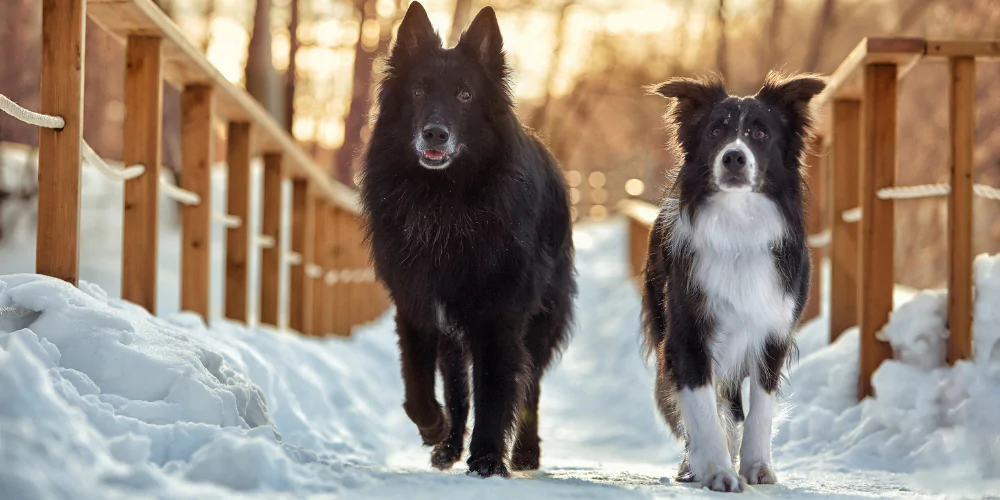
(87, 0, 358, 213)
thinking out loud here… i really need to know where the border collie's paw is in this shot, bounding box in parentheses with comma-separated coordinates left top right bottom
(430, 442, 463, 470)
(510, 445, 540, 471)
(466, 453, 510, 478)
(701, 467, 745, 493)
(740, 462, 777, 485)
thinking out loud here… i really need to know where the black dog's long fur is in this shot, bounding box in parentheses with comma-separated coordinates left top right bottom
(641, 73, 825, 491)
(359, 2, 575, 478)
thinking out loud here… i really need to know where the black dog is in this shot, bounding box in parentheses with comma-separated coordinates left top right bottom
(359, 2, 575, 478)
(641, 73, 825, 492)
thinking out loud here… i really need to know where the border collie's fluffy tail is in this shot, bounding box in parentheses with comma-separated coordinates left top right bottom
(640, 210, 671, 359)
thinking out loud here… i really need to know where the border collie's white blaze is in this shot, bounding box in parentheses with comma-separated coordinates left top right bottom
(641, 72, 826, 492)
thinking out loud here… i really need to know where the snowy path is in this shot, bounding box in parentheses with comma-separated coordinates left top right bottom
(2, 218, 998, 499)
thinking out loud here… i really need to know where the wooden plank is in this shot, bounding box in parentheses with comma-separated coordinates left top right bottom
(331, 209, 352, 336)
(122, 36, 163, 313)
(259, 152, 284, 327)
(802, 135, 826, 324)
(37, 0, 86, 285)
(225, 122, 252, 323)
(322, 205, 339, 334)
(947, 56, 976, 364)
(86, 0, 359, 214)
(857, 64, 897, 400)
(310, 198, 329, 336)
(288, 179, 314, 333)
(927, 40, 1000, 57)
(829, 99, 861, 342)
(180, 85, 214, 320)
(345, 213, 370, 335)
(819, 37, 925, 105)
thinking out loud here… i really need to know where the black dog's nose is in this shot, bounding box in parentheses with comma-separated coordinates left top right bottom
(421, 125, 450, 147)
(722, 150, 746, 170)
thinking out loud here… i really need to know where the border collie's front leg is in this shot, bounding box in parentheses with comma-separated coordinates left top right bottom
(740, 338, 788, 485)
(466, 317, 528, 478)
(396, 314, 448, 446)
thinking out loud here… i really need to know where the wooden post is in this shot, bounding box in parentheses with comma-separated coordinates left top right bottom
(829, 99, 861, 342)
(628, 218, 648, 281)
(310, 198, 329, 336)
(322, 204, 339, 334)
(802, 134, 826, 323)
(858, 64, 897, 400)
(289, 179, 314, 333)
(331, 209, 351, 336)
(122, 36, 163, 313)
(947, 56, 975, 364)
(225, 122, 252, 323)
(259, 153, 284, 327)
(37, 0, 86, 285)
(345, 213, 369, 335)
(180, 85, 214, 320)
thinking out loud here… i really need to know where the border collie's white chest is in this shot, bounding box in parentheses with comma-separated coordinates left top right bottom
(672, 193, 795, 380)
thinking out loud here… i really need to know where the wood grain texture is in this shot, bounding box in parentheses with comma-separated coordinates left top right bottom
(947, 56, 975, 364)
(321, 205, 339, 335)
(829, 99, 861, 342)
(259, 153, 284, 327)
(37, 0, 86, 285)
(344, 213, 368, 335)
(122, 36, 163, 314)
(927, 40, 1000, 57)
(858, 64, 897, 400)
(802, 135, 826, 324)
(309, 199, 329, 336)
(180, 85, 214, 320)
(225, 122, 252, 323)
(289, 179, 314, 333)
(331, 209, 351, 336)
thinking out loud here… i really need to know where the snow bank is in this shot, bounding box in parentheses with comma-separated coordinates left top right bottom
(777, 253, 1000, 489)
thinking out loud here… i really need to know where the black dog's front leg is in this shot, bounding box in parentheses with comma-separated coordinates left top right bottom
(396, 314, 448, 446)
(466, 315, 529, 478)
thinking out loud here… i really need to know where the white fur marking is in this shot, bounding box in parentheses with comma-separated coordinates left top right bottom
(679, 386, 738, 481)
(671, 192, 795, 381)
(739, 379, 778, 484)
(713, 138, 757, 192)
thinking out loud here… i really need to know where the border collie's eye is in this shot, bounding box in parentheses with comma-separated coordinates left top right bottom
(711, 128, 722, 137)
(413, 88, 424, 98)
(457, 90, 472, 102)
(753, 129, 768, 140)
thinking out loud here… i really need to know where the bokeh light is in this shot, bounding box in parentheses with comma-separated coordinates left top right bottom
(566, 170, 582, 187)
(589, 204, 608, 220)
(588, 172, 606, 188)
(569, 188, 581, 205)
(625, 178, 645, 196)
(590, 187, 607, 204)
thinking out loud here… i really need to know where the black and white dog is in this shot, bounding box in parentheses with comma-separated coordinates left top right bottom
(360, 2, 575, 478)
(641, 73, 825, 492)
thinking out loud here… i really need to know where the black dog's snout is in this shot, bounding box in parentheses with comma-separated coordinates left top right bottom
(722, 150, 746, 170)
(421, 125, 450, 147)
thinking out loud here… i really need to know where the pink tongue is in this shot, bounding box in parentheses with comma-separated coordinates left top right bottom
(423, 150, 444, 160)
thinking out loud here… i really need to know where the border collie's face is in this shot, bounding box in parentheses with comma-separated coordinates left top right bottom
(383, 2, 510, 171)
(651, 74, 826, 198)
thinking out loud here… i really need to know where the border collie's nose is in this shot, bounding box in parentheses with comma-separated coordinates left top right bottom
(722, 150, 746, 171)
(421, 125, 449, 147)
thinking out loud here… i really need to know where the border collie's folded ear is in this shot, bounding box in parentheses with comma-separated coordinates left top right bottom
(391, 2, 441, 62)
(647, 76, 727, 125)
(756, 72, 827, 122)
(459, 7, 506, 76)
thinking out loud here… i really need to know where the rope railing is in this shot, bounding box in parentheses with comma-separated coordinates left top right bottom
(212, 212, 242, 228)
(325, 268, 377, 284)
(305, 263, 324, 279)
(0, 94, 65, 129)
(807, 229, 832, 249)
(840, 182, 1000, 222)
(82, 142, 146, 180)
(255, 235, 276, 249)
(285, 252, 303, 265)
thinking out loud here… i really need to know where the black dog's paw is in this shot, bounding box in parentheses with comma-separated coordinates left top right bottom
(510, 444, 540, 471)
(417, 414, 450, 446)
(430, 442, 463, 470)
(466, 453, 510, 478)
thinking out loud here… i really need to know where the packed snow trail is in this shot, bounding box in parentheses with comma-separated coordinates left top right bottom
(2, 213, 999, 498)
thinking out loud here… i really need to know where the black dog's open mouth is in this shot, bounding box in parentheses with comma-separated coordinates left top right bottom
(420, 149, 451, 168)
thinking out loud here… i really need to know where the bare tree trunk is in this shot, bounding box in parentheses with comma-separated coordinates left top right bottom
(762, 0, 785, 73)
(335, 0, 379, 185)
(529, 0, 574, 131)
(245, 0, 281, 119)
(200, 0, 217, 53)
(716, 0, 728, 80)
(802, 0, 835, 72)
(896, 0, 940, 33)
(284, 0, 299, 134)
(447, 0, 474, 46)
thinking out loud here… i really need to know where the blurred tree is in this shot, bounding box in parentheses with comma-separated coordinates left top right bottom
(529, 0, 575, 131)
(716, 0, 728, 80)
(448, 0, 475, 46)
(284, 0, 299, 133)
(246, 0, 283, 119)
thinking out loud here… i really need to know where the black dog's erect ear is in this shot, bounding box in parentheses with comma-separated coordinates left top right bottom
(648, 76, 728, 125)
(391, 2, 441, 61)
(756, 72, 827, 122)
(458, 7, 505, 73)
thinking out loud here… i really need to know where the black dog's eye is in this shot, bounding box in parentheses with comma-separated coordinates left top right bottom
(753, 129, 768, 140)
(457, 90, 472, 102)
(711, 128, 722, 137)
(413, 88, 425, 98)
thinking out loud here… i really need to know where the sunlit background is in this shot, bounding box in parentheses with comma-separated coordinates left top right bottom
(1, 0, 999, 289)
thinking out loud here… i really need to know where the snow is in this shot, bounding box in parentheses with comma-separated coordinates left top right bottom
(1, 150, 999, 498)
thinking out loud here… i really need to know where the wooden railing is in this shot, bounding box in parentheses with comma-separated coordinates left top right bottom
(620, 37, 999, 402)
(25, 0, 389, 335)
